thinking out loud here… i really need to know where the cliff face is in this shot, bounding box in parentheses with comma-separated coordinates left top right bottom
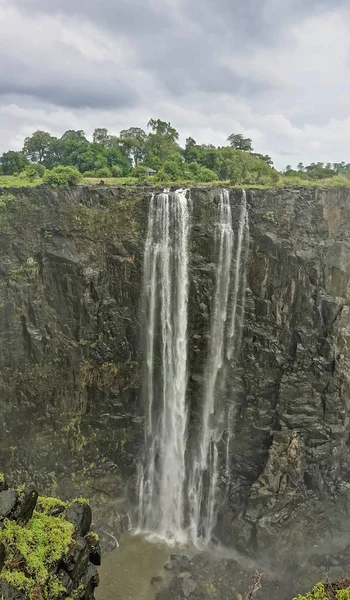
(1, 185, 350, 562)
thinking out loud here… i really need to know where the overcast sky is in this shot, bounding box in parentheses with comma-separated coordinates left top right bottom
(0, 0, 349, 168)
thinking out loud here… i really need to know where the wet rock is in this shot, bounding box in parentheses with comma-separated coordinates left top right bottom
(79, 563, 99, 600)
(14, 487, 38, 524)
(0, 581, 27, 600)
(65, 501, 92, 536)
(0, 477, 8, 493)
(88, 541, 101, 567)
(0, 490, 17, 519)
(57, 569, 74, 594)
(164, 554, 191, 574)
(0, 542, 5, 572)
(182, 577, 198, 598)
(66, 536, 90, 580)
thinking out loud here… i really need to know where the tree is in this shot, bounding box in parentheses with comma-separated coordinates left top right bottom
(195, 167, 219, 182)
(251, 153, 273, 166)
(297, 162, 304, 172)
(0, 150, 29, 175)
(227, 133, 253, 152)
(147, 119, 179, 142)
(145, 119, 182, 169)
(60, 130, 87, 141)
(93, 128, 110, 145)
(184, 137, 199, 163)
(23, 131, 55, 163)
(119, 127, 147, 165)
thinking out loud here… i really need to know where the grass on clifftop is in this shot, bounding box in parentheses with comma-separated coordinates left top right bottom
(2, 173, 350, 189)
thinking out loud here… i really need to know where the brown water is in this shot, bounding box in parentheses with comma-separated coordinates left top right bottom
(96, 532, 173, 600)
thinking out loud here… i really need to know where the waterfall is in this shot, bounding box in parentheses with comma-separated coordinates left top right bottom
(188, 189, 249, 546)
(225, 189, 249, 474)
(138, 188, 249, 548)
(188, 189, 233, 546)
(137, 189, 190, 543)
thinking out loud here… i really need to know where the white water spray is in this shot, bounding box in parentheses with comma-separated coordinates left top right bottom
(137, 189, 190, 543)
(225, 189, 249, 474)
(138, 188, 249, 548)
(188, 189, 249, 546)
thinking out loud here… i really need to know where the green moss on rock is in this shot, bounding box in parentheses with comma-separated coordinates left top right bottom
(0, 508, 74, 599)
(294, 580, 350, 600)
(36, 495, 67, 516)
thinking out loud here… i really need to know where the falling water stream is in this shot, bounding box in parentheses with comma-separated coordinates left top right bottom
(188, 189, 234, 545)
(134, 188, 248, 547)
(98, 189, 249, 600)
(137, 189, 190, 542)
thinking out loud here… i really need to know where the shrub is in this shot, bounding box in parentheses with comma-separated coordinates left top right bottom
(111, 165, 123, 178)
(132, 165, 148, 180)
(83, 170, 96, 178)
(95, 167, 112, 178)
(23, 164, 41, 181)
(31, 163, 46, 177)
(43, 166, 83, 188)
(155, 169, 167, 182)
(195, 167, 219, 182)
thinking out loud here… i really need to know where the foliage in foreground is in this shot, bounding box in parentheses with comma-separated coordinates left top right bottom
(0, 477, 98, 600)
(0, 493, 73, 599)
(294, 579, 350, 600)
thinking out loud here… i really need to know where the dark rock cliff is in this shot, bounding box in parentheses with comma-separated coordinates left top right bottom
(1, 185, 350, 565)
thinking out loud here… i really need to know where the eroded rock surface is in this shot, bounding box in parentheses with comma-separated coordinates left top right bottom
(1, 185, 350, 568)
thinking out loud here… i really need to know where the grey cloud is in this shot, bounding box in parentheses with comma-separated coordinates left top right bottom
(1, 0, 350, 168)
(0, 37, 138, 110)
(9, 0, 346, 105)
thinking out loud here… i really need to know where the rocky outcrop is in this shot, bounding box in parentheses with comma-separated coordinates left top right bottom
(1, 185, 350, 566)
(0, 474, 100, 600)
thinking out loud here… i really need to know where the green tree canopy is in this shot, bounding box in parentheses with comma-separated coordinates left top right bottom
(227, 133, 253, 152)
(119, 127, 147, 165)
(60, 130, 87, 141)
(145, 120, 182, 169)
(23, 131, 56, 163)
(92, 128, 110, 145)
(0, 150, 29, 175)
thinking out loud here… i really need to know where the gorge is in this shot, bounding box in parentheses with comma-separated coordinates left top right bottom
(1, 184, 350, 597)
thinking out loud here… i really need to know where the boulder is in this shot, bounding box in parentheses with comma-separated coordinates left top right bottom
(88, 541, 101, 567)
(0, 490, 17, 519)
(14, 487, 38, 524)
(66, 536, 90, 581)
(0, 581, 27, 600)
(57, 569, 74, 594)
(0, 476, 8, 493)
(65, 502, 92, 536)
(0, 542, 5, 572)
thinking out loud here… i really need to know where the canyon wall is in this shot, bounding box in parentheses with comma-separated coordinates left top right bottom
(1, 185, 350, 561)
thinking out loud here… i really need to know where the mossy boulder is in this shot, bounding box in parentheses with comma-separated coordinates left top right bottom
(0, 475, 99, 600)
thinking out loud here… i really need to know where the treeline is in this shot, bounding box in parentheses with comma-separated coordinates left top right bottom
(1, 119, 349, 185)
(0, 120, 278, 185)
(284, 162, 350, 180)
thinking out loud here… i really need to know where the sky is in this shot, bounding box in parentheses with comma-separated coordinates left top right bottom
(0, 0, 350, 169)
